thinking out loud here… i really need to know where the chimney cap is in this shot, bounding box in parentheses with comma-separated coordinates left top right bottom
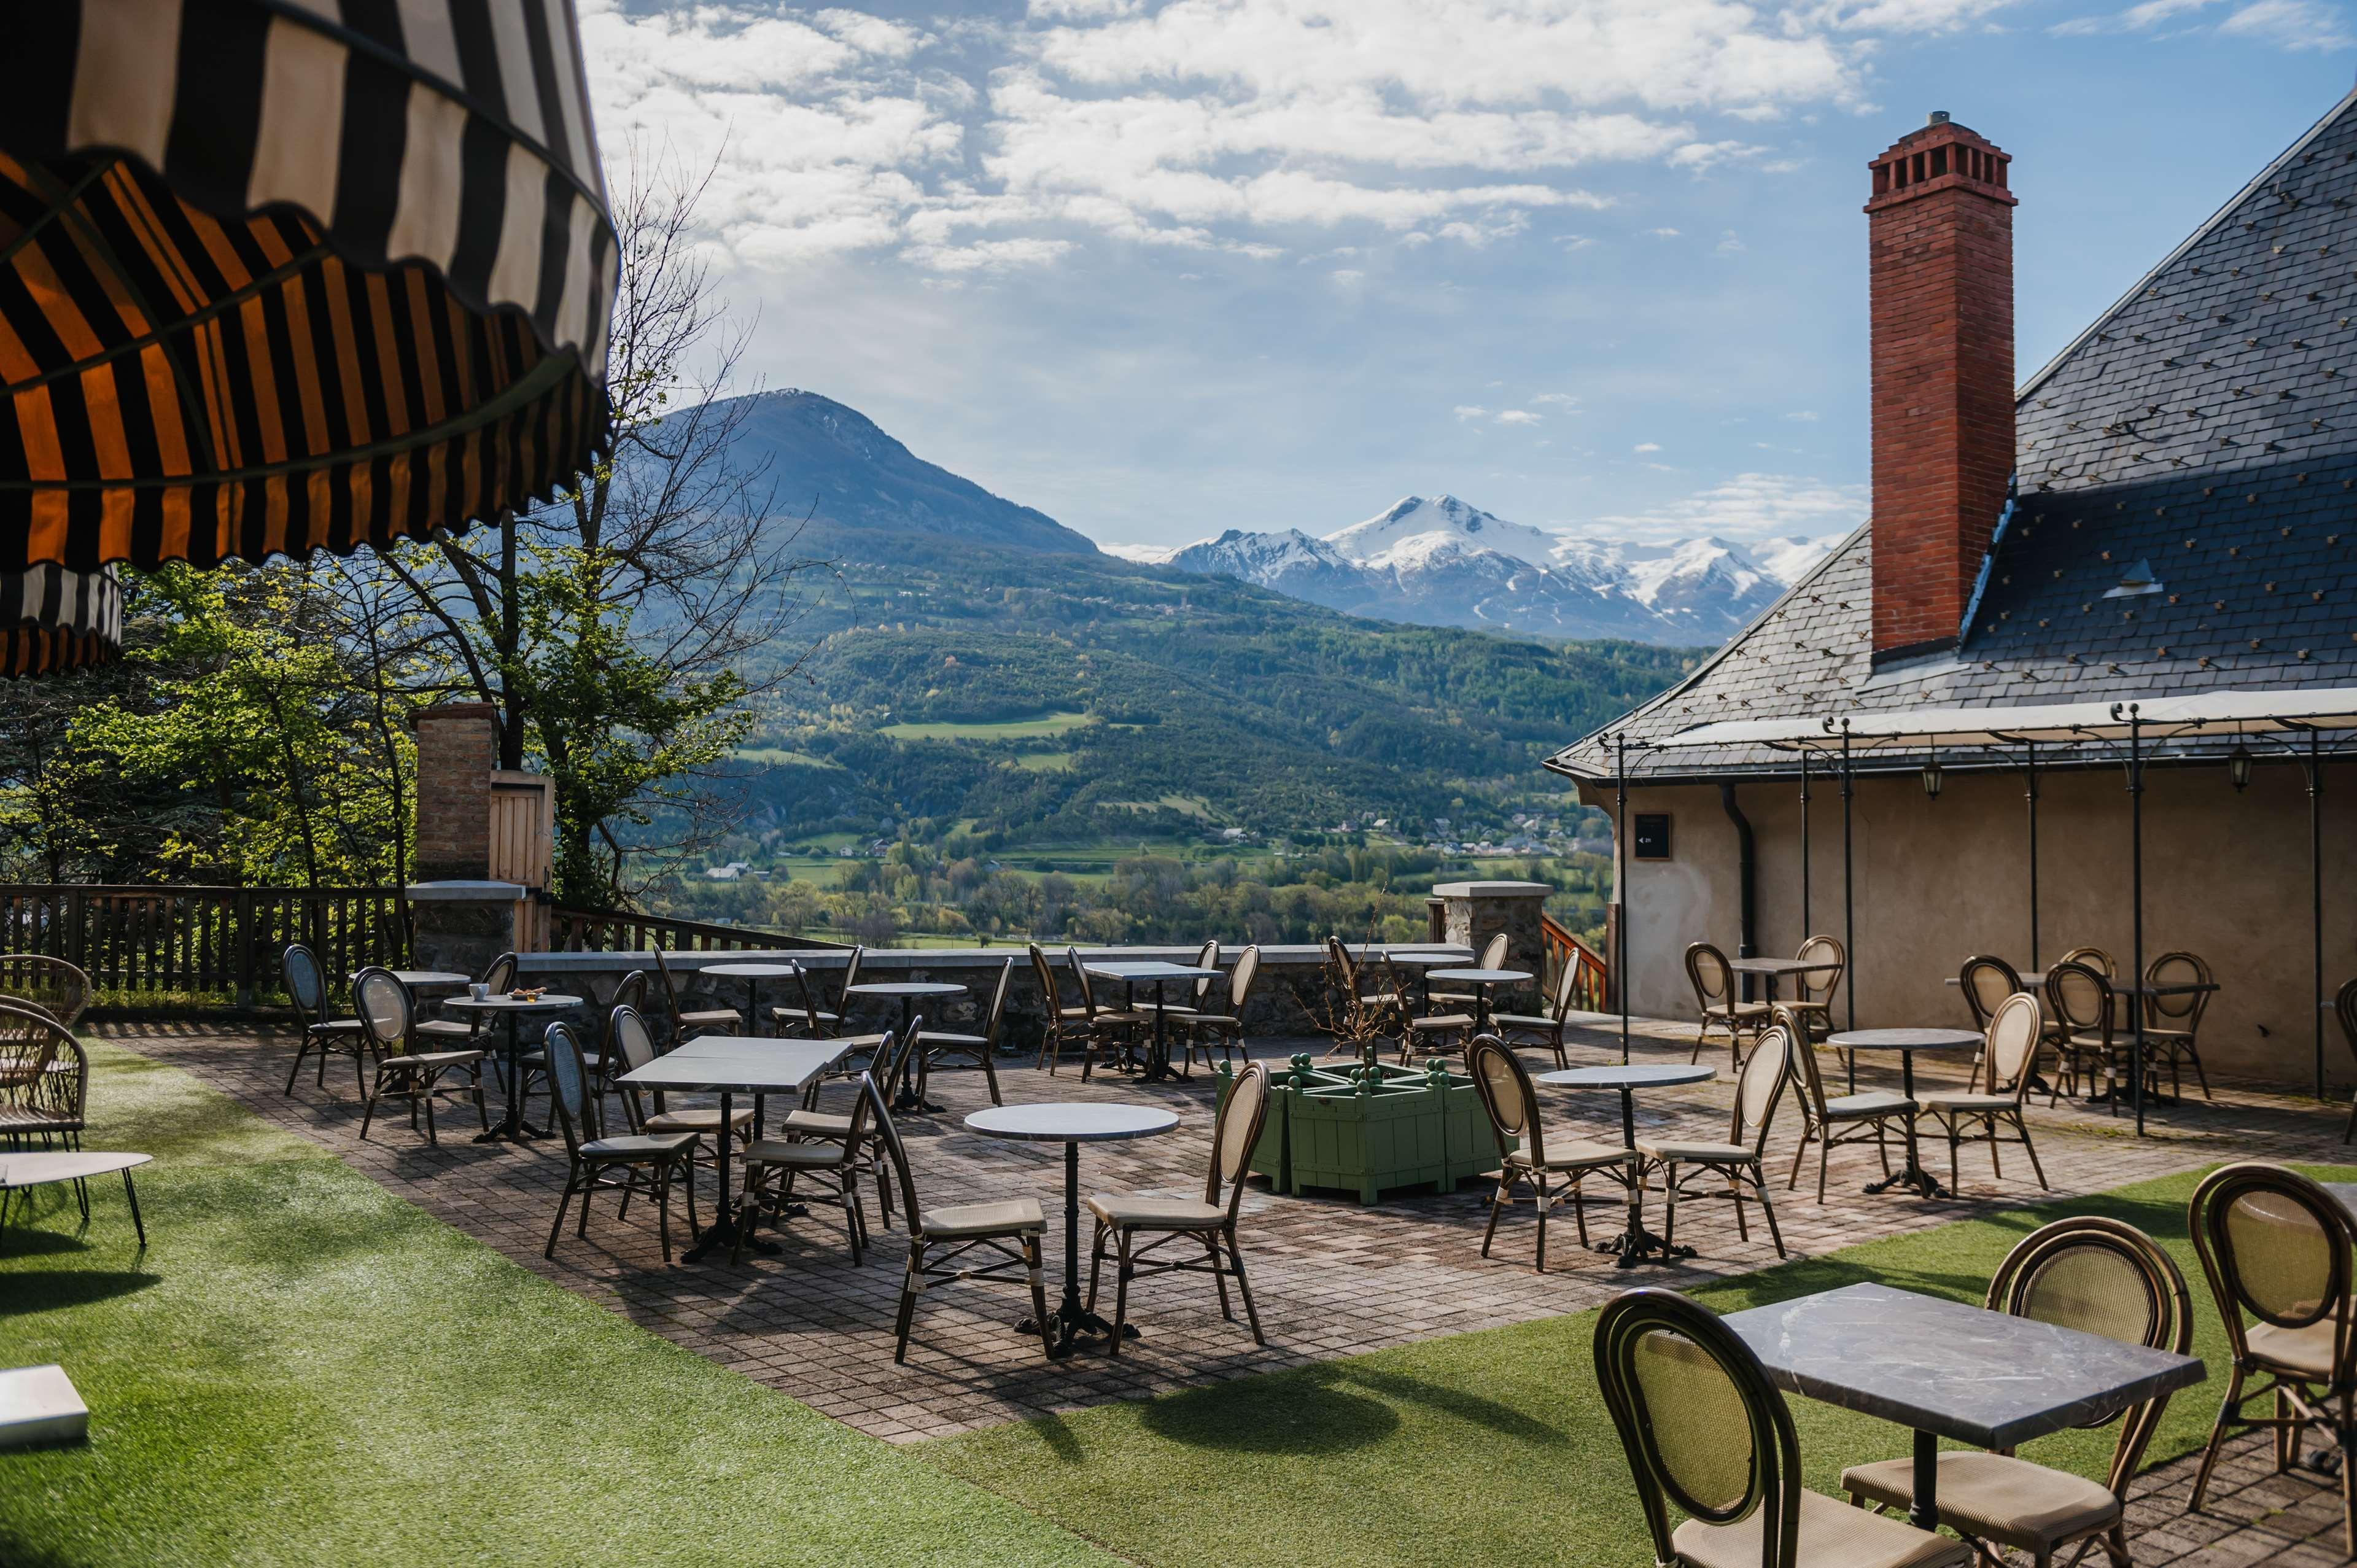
(1928, 110, 1951, 126)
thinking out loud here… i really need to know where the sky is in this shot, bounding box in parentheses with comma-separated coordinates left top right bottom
(580, 0, 2357, 551)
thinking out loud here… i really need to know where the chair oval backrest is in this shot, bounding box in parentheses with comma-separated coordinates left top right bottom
(2059, 945, 2115, 978)
(1986, 992, 2043, 1095)
(1685, 944, 1733, 1009)
(1211, 1062, 1270, 1213)
(877, 1022, 922, 1106)
(1325, 935, 1357, 989)
(2048, 961, 2111, 1034)
(1466, 1035, 1538, 1160)
(1734, 1026, 1791, 1144)
(1959, 955, 2022, 1031)
(1595, 1287, 1801, 1566)
(352, 968, 411, 1050)
(1478, 931, 1510, 971)
(483, 952, 519, 993)
(543, 1021, 597, 1151)
(980, 958, 1015, 1042)
(1193, 938, 1221, 1003)
(283, 943, 328, 1019)
(0, 955, 90, 1028)
(1550, 949, 1585, 1019)
(0, 1001, 66, 1099)
(2192, 1162, 2352, 1333)
(860, 1073, 922, 1230)
(611, 1004, 659, 1073)
(1794, 935, 1844, 1006)
(1772, 1005, 1831, 1117)
(1230, 945, 1261, 1011)
(2338, 976, 2357, 1071)
(1028, 944, 1063, 1015)
(2145, 950, 2210, 1025)
(613, 971, 650, 1013)
(1066, 948, 1100, 1016)
(836, 945, 865, 1007)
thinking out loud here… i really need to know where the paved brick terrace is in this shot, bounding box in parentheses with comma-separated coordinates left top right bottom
(96, 1012, 2357, 1561)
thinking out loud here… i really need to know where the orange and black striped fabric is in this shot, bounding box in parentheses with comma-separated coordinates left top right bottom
(0, 0, 617, 589)
(0, 564, 122, 677)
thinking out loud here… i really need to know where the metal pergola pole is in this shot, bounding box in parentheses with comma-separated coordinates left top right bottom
(2127, 705, 2146, 1138)
(1617, 734, 1631, 1066)
(2311, 729, 2326, 1101)
(2024, 739, 2041, 972)
(1800, 752, 1812, 937)
(1841, 725, 1856, 1095)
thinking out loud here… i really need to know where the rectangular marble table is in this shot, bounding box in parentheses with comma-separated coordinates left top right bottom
(1723, 1281, 2207, 1531)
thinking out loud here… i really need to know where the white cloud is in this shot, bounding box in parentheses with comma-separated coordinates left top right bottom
(1715, 229, 1746, 253)
(1668, 140, 1774, 174)
(1330, 267, 1366, 283)
(2219, 0, 2355, 45)
(1645, 227, 1682, 238)
(1497, 409, 1543, 425)
(903, 236, 1076, 271)
(1633, 441, 1663, 452)
(1575, 472, 1868, 545)
(1785, 409, 1820, 421)
(1533, 392, 1581, 406)
(1454, 405, 1491, 421)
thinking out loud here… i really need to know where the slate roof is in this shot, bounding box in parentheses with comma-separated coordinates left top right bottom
(1552, 88, 2357, 782)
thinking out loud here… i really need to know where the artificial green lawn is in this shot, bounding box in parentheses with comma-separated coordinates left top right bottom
(920, 1163, 2357, 1568)
(0, 1042, 1111, 1568)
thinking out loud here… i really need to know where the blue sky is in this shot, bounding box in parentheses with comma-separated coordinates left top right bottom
(582, 0, 2357, 551)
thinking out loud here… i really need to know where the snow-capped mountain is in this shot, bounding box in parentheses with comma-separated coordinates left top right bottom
(1128, 495, 1841, 645)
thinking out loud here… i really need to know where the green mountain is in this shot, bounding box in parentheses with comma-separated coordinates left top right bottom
(721, 392, 1698, 850)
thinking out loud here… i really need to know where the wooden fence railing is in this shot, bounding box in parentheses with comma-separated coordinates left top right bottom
(549, 908, 845, 955)
(0, 884, 412, 1002)
(1540, 913, 1610, 1014)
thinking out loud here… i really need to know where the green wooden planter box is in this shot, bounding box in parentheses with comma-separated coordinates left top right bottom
(1217, 1055, 1511, 1205)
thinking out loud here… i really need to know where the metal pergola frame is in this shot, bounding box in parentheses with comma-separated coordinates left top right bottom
(1602, 688, 2357, 1136)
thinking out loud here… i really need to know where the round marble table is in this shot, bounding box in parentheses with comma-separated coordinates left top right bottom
(1539, 1063, 1716, 1267)
(965, 1102, 1178, 1356)
(1378, 950, 1475, 1009)
(0, 1150, 151, 1248)
(702, 961, 804, 1038)
(846, 982, 970, 1109)
(441, 994, 581, 1144)
(1827, 1028, 1982, 1199)
(1425, 966, 1533, 1029)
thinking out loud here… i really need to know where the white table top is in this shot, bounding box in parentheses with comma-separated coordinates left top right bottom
(1426, 968, 1532, 985)
(702, 962, 804, 980)
(1828, 1028, 1983, 1051)
(1538, 1064, 1717, 1090)
(845, 981, 968, 997)
(965, 1103, 1179, 1143)
(619, 1041, 848, 1093)
(1381, 950, 1476, 966)
(1084, 961, 1221, 982)
(1727, 957, 1838, 975)
(442, 993, 581, 1012)
(0, 1151, 151, 1188)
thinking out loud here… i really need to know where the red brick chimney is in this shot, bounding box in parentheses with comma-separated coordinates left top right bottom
(410, 703, 499, 882)
(1866, 111, 2016, 662)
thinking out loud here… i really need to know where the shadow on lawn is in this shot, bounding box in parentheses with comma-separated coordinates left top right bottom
(0, 1268, 158, 1316)
(1138, 1361, 1565, 1456)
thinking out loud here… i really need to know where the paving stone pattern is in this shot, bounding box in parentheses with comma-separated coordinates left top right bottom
(101, 1014, 2357, 1561)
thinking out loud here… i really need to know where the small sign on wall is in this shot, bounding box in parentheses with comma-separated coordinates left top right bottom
(1632, 813, 1672, 861)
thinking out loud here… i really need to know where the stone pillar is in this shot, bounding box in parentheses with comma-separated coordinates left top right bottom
(1432, 880, 1551, 977)
(411, 703, 499, 881)
(408, 880, 531, 979)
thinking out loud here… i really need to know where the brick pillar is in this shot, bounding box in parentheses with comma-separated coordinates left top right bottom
(410, 703, 498, 881)
(1866, 111, 2016, 664)
(1432, 880, 1550, 979)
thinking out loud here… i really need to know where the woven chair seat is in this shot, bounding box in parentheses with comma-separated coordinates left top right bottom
(921, 1197, 1044, 1240)
(1709, 1001, 1773, 1020)
(1823, 1090, 1915, 1120)
(378, 1049, 486, 1070)
(1841, 1451, 2118, 1554)
(522, 1049, 602, 1073)
(916, 1030, 987, 1047)
(644, 1106, 753, 1135)
(1359, 990, 1406, 1007)
(1090, 1010, 1148, 1027)
(1130, 999, 1199, 1015)
(770, 1006, 840, 1026)
(579, 1131, 700, 1162)
(1181, 1013, 1240, 1031)
(1407, 1013, 1476, 1033)
(1636, 1138, 1753, 1164)
(1922, 1092, 2017, 1114)
(739, 1138, 854, 1170)
(1087, 1192, 1225, 1229)
(2249, 1318, 2341, 1380)
(775, 1108, 853, 1138)
(1672, 1487, 1971, 1568)
(2142, 1025, 2196, 1041)
(1507, 1139, 1629, 1173)
(1057, 1006, 1092, 1022)
(1491, 1012, 1566, 1031)
(310, 1018, 366, 1034)
(0, 1104, 76, 1133)
(677, 1006, 741, 1027)
(414, 1018, 474, 1039)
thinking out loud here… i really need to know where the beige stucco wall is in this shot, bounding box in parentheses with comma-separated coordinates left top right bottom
(1577, 759, 2353, 1089)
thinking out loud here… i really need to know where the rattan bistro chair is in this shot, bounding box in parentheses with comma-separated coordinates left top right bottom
(417, 951, 516, 1047)
(0, 955, 90, 1028)
(1920, 990, 2051, 1195)
(1493, 945, 1593, 1070)
(1132, 939, 1217, 1032)
(2188, 1163, 2357, 1553)
(354, 966, 487, 1146)
(1641, 1023, 1790, 1259)
(1687, 942, 1769, 1072)
(871, 1077, 1055, 1364)
(282, 942, 367, 1095)
(2046, 960, 2120, 1109)
(915, 959, 1010, 1106)
(541, 1022, 701, 1265)
(1031, 943, 1101, 1076)
(1467, 1034, 1628, 1273)
(1085, 1060, 1272, 1356)
(1782, 934, 1846, 1044)
(608, 1004, 752, 1179)
(1844, 1216, 2192, 1566)
(0, 1003, 85, 1154)
(1181, 944, 1260, 1069)
(1392, 954, 1477, 1064)
(2141, 950, 2215, 1101)
(1430, 931, 1512, 1012)
(734, 1067, 882, 1265)
(651, 945, 740, 1047)
(1327, 934, 1405, 1014)
(1781, 1004, 1916, 1205)
(771, 960, 842, 1038)
(1066, 946, 1144, 1079)
(1596, 1287, 1972, 1568)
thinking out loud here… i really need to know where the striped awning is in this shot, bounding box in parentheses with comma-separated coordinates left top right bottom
(0, 0, 618, 675)
(0, 564, 123, 676)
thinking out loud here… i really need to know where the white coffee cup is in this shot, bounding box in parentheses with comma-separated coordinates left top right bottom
(470, 982, 489, 1001)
